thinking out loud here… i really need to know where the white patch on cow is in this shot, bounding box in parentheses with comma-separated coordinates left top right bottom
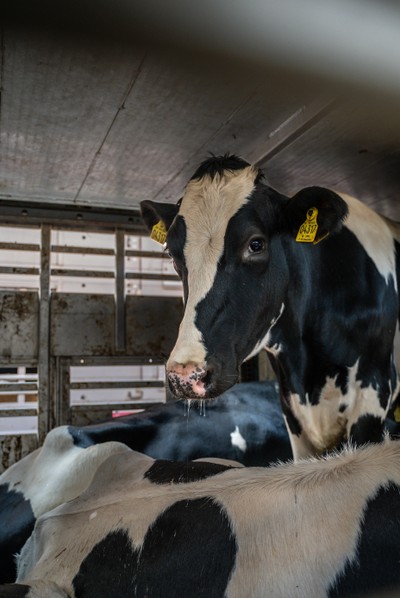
(339, 192, 397, 290)
(89, 511, 97, 520)
(230, 426, 247, 453)
(167, 166, 258, 368)
(287, 360, 389, 457)
(0, 426, 133, 518)
(245, 303, 285, 361)
(16, 439, 400, 598)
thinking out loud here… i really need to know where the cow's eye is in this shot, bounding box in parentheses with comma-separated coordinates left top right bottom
(248, 238, 265, 253)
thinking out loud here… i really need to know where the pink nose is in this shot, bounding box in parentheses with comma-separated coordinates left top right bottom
(167, 362, 207, 398)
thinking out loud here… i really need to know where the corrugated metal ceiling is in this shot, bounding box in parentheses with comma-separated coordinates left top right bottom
(1, 2, 400, 219)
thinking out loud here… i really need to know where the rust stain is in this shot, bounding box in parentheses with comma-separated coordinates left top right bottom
(0, 435, 38, 473)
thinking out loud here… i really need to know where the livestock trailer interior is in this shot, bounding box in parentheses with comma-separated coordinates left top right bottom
(1, 0, 400, 469)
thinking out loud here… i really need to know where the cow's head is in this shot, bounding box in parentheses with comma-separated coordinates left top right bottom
(141, 155, 347, 400)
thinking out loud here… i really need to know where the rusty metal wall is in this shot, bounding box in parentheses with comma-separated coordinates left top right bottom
(0, 212, 182, 473)
(51, 294, 116, 357)
(0, 292, 39, 361)
(0, 291, 181, 472)
(0, 434, 38, 472)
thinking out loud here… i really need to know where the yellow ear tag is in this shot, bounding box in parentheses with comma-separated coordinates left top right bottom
(394, 405, 400, 423)
(296, 207, 319, 243)
(150, 220, 167, 245)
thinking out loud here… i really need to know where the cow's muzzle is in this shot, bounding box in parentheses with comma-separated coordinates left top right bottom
(167, 360, 239, 399)
(167, 362, 210, 399)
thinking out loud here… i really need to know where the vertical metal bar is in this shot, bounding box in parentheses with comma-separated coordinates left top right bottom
(53, 356, 63, 427)
(59, 359, 71, 425)
(38, 225, 51, 444)
(115, 229, 126, 352)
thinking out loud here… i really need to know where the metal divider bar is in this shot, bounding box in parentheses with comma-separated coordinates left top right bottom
(38, 225, 51, 444)
(115, 229, 126, 352)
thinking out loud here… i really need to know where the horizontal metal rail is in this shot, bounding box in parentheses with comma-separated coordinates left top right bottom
(50, 269, 180, 281)
(126, 249, 169, 259)
(0, 382, 38, 392)
(70, 380, 165, 390)
(0, 199, 146, 232)
(52, 247, 170, 259)
(0, 408, 38, 417)
(51, 269, 115, 278)
(71, 401, 165, 412)
(0, 242, 40, 251)
(51, 245, 115, 255)
(0, 266, 39, 275)
(125, 272, 180, 281)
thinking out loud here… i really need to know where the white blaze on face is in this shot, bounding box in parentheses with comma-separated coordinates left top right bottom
(338, 192, 397, 290)
(167, 166, 258, 368)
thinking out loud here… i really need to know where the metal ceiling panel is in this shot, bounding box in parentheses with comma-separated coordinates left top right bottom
(78, 57, 312, 206)
(0, 19, 399, 218)
(261, 104, 400, 219)
(0, 27, 316, 210)
(0, 27, 144, 204)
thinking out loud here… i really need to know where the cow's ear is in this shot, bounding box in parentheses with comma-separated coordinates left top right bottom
(284, 187, 348, 244)
(140, 200, 180, 244)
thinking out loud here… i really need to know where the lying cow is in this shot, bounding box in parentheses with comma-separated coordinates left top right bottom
(2, 439, 400, 597)
(0, 381, 291, 584)
(70, 380, 291, 466)
(141, 154, 400, 460)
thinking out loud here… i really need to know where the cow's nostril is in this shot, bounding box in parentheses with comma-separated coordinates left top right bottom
(203, 369, 213, 388)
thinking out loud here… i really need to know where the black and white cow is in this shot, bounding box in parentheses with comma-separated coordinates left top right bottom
(141, 154, 400, 460)
(2, 439, 400, 597)
(69, 381, 290, 466)
(0, 381, 291, 584)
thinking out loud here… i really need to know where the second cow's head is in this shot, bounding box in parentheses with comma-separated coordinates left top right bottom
(141, 155, 348, 400)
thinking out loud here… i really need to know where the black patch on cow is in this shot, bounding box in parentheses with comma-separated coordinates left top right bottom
(328, 483, 400, 597)
(67, 420, 160, 451)
(349, 414, 385, 445)
(0, 484, 35, 584)
(190, 153, 263, 184)
(140, 200, 179, 232)
(73, 498, 236, 598)
(144, 459, 234, 485)
(191, 154, 248, 179)
(0, 584, 31, 597)
(73, 530, 136, 598)
(282, 407, 302, 437)
(285, 186, 348, 244)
